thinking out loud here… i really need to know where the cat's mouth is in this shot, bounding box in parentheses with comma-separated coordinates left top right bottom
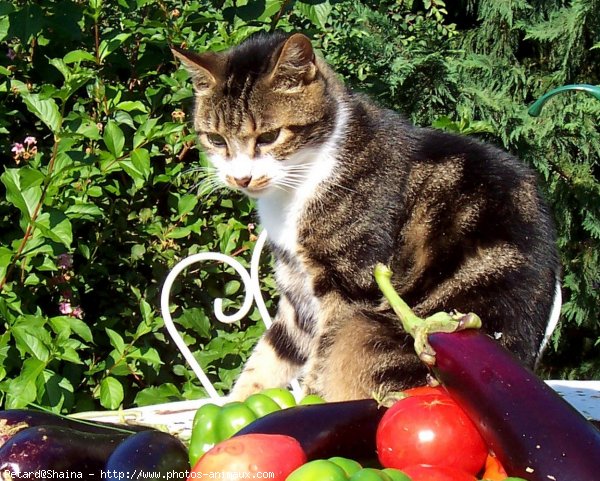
(226, 174, 271, 197)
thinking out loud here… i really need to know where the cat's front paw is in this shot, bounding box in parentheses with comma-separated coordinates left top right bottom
(228, 381, 266, 402)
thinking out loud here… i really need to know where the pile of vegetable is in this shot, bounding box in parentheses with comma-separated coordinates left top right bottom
(188, 388, 515, 481)
(1, 265, 599, 481)
(0, 409, 189, 480)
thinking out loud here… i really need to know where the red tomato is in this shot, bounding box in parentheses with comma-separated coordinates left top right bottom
(188, 433, 306, 481)
(400, 464, 478, 481)
(481, 453, 508, 480)
(376, 394, 487, 475)
(383, 385, 452, 421)
(402, 385, 448, 398)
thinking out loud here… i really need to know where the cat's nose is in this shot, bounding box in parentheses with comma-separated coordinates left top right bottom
(234, 176, 252, 188)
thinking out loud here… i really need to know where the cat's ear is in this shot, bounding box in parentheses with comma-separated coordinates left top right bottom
(268, 33, 317, 92)
(171, 47, 224, 94)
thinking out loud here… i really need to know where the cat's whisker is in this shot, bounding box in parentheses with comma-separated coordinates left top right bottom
(191, 174, 227, 198)
(283, 165, 320, 174)
(276, 176, 308, 187)
(272, 183, 295, 194)
(180, 166, 218, 179)
(281, 175, 310, 184)
(183, 165, 215, 173)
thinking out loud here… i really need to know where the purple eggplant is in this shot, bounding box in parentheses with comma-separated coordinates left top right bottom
(428, 330, 600, 481)
(375, 264, 600, 481)
(235, 399, 386, 461)
(0, 409, 146, 448)
(104, 430, 189, 480)
(0, 425, 130, 479)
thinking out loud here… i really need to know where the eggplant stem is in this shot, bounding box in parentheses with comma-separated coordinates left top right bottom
(374, 264, 423, 335)
(374, 264, 482, 365)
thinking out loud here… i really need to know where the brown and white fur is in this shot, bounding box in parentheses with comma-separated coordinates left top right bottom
(172, 32, 561, 401)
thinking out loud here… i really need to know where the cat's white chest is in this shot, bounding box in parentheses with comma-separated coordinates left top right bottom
(256, 190, 301, 253)
(256, 153, 334, 253)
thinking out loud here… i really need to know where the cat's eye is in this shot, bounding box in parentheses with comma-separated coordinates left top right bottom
(206, 133, 227, 148)
(256, 129, 280, 146)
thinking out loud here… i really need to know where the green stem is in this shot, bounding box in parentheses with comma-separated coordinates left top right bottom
(373, 264, 424, 337)
(374, 263, 482, 365)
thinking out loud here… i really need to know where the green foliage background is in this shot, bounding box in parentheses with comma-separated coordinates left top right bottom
(0, 0, 598, 412)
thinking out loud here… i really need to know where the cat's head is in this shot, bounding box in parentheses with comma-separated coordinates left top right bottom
(173, 33, 341, 198)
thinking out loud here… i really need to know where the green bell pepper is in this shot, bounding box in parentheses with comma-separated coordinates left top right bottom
(286, 457, 411, 481)
(189, 388, 324, 466)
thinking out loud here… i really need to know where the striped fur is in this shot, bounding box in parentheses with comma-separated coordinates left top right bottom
(173, 33, 560, 401)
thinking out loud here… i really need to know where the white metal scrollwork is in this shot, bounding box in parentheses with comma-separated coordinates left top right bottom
(160, 230, 302, 401)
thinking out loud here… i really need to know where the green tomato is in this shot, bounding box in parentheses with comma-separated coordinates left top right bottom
(260, 387, 297, 409)
(216, 401, 258, 440)
(328, 457, 363, 477)
(286, 459, 348, 481)
(380, 468, 412, 481)
(299, 394, 326, 405)
(349, 468, 393, 481)
(189, 403, 222, 466)
(245, 393, 282, 417)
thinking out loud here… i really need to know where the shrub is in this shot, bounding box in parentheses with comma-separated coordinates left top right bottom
(0, 0, 598, 412)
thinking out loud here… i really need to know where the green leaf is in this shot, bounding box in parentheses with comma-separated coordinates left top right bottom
(224, 280, 241, 296)
(3, 358, 46, 409)
(296, 1, 332, 29)
(98, 33, 131, 63)
(117, 100, 148, 112)
(103, 120, 125, 157)
(177, 194, 198, 217)
(19, 91, 62, 134)
(134, 383, 182, 406)
(34, 209, 73, 248)
(76, 120, 102, 140)
(120, 148, 151, 189)
(65, 203, 104, 219)
(0, 9, 10, 43)
(166, 226, 192, 239)
(175, 308, 212, 339)
(0, 331, 10, 382)
(105, 328, 125, 354)
(63, 49, 96, 64)
(38, 371, 74, 412)
(56, 346, 83, 364)
(99, 376, 124, 409)
(139, 297, 154, 324)
(127, 347, 162, 368)
(114, 110, 135, 130)
(48, 58, 71, 80)
(1, 168, 43, 222)
(49, 316, 93, 343)
(11, 320, 51, 362)
(131, 244, 146, 261)
(0, 246, 12, 281)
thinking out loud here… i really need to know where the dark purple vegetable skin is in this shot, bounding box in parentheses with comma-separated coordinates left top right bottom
(0, 409, 146, 448)
(0, 425, 130, 479)
(234, 399, 386, 461)
(104, 430, 189, 480)
(428, 329, 600, 481)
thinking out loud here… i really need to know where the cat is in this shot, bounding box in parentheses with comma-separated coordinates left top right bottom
(172, 32, 561, 402)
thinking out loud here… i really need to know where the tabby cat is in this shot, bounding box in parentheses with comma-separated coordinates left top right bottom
(172, 32, 560, 401)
